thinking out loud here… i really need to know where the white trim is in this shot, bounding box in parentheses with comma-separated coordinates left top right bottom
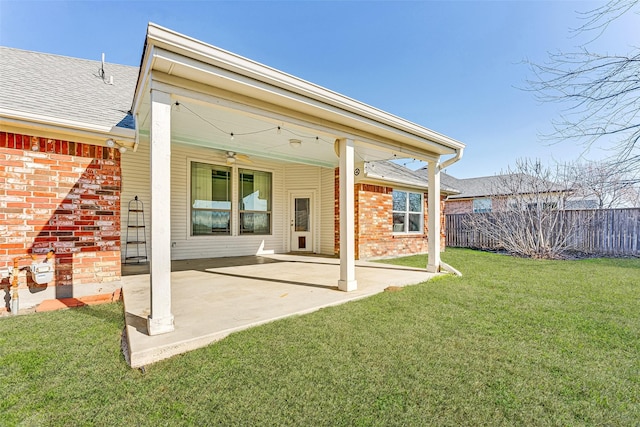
(427, 161, 441, 273)
(132, 45, 156, 116)
(391, 189, 425, 235)
(148, 24, 464, 150)
(288, 190, 317, 253)
(133, 24, 465, 158)
(338, 138, 357, 292)
(237, 166, 274, 237)
(147, 76, 442, 165)
(185, 157, 276, 239)
(148, 89, 174, 335)
(0, 110, 135, 144)
(186, 158, 234, 239)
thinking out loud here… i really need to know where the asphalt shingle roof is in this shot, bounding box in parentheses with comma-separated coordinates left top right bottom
(416, 168, 566, 199)
(0, 47, 138, 131)
(365, 161, 460, 194)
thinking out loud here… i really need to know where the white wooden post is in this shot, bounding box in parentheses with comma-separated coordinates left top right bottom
(147, 89, 175, 335)
(427, 160, 441, 273)
(338, 138, 357, 291)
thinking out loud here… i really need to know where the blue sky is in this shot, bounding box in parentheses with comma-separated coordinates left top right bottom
(0, 1, 635, 177)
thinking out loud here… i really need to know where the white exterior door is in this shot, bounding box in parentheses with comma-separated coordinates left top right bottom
(290, 193, 313, 252)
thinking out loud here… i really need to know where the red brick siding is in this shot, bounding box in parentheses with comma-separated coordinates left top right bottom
(0, 132, 121, 296)
(334, 168, 447, 260)
(445, 197, 507, 214)
(445, 199, 472, 214)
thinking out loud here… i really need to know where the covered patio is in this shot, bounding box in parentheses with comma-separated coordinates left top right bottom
(122, 254, 437, 367)
(122, 23, 464, 345)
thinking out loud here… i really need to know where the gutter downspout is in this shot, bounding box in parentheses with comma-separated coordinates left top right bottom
(437, 147, 464, 277)
(439, 147, 464, 172)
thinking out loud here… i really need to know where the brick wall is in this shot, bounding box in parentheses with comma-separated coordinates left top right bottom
(0, 132, 122, 309)
(334, 168, 447, 260)
(445, 199, 472, 214)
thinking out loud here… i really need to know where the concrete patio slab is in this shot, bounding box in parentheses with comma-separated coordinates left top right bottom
(122, 254, 437, 368)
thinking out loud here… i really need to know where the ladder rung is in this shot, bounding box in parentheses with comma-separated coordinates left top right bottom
(129, 209, 144, 212)
(127, 241, 146, 244)
(125, 256, 147, 260)
(128, 225, 145, 228)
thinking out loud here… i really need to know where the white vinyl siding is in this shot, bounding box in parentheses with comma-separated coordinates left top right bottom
(121, 140, 286, 260)
(320, 167, 335, 255)
(120, 137, 152, 260)
(283, 164, 324, 253)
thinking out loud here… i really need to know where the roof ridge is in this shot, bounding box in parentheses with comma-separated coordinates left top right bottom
(0, 46, 138, 70)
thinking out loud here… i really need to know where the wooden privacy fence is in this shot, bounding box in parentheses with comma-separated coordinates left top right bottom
(446, 208, 640, 256)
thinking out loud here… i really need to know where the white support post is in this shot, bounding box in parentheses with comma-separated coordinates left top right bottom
(427, 160, 441, 273)
(338, 138, 357, 291)
(147, 89, 175, 335)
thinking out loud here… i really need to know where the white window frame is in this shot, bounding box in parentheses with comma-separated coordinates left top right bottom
(392, 189, 424, 234)
(189, 161, 233, 237)
(187, 159, 274, 239)
(473, 198, 492, 213)
(238, 167, 273, 236)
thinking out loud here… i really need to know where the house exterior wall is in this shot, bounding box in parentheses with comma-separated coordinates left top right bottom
(445, 199, 472, 214)
(319, 167, 335, 256)
(0, 132, 122, 311)
(283, 164, 322, 253)
(122, 140, 335, 260)
(445, 197, 509, 214)
(334, 168, 447, 260)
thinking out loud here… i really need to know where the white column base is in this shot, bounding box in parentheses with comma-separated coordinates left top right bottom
(426, 263, 440, 274)
(147, 314, 175, 335)
(338, 279, 358, 292)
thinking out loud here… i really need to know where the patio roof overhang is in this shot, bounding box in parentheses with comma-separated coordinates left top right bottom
(131, 23, 464, 167)
(130, 23, 466, 336)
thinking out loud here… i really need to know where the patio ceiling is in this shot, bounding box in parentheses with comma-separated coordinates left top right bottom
(137, 95, 362, 168)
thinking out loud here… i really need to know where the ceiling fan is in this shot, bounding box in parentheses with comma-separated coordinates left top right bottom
(225, 151, 252, 165)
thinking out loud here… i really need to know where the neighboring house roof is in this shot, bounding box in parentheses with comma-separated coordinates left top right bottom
(0, 47, 138, 133)
(414, 166, 462, 195)
(417, 168, 567, 200)
(363, 161, 460, 194)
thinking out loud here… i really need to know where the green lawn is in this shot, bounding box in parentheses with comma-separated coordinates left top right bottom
(1, 249, 638, 426)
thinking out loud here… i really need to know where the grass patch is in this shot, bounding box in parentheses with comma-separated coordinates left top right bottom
(1, 248, 638, 425)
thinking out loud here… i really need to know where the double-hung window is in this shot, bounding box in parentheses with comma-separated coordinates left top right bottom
(239, 168, 272, 235)
(473, 198, 492, 213)
(191, 162, 232, 235)
(392, 190, 423, 233)
(190, 162, 272, 236)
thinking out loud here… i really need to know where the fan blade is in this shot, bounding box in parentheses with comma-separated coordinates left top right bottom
(235, 154, 253, 163)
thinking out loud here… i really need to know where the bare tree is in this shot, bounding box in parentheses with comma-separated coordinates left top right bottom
(527, 0, 640, 168)
(464, 159, 593, 259)
(564, 160, 640, 208)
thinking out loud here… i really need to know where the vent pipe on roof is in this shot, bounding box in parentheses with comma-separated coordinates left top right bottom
(99, 53, 114, 85)
(99, 53, 105, 80)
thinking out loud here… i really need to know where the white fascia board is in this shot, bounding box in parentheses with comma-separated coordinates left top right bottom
(150, 48, 449, 158)
(359, 174, 459, 195)
(148, 74, 441, 163)
(362, 174, 428, 191)
(0, 109, 135, 144)
(131, 44, 156, 116)
(143, 23, 465, 153)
